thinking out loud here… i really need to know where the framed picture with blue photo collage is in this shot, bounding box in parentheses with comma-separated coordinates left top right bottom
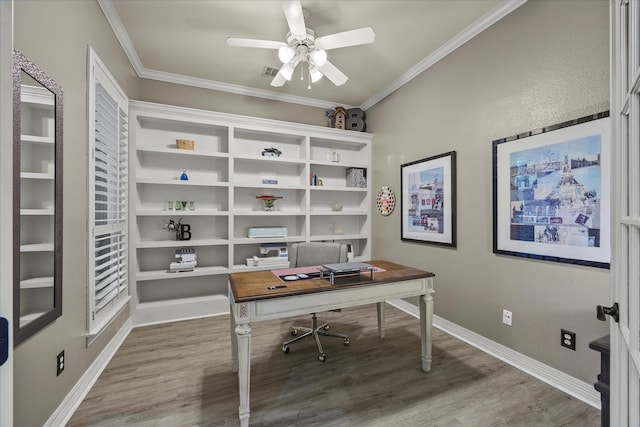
(400, 151, 456, 247)
(492, 111, 610, 269)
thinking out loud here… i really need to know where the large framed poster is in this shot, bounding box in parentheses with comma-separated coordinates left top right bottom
(492, 112, 610, 268)
(401, 151, 456, 247)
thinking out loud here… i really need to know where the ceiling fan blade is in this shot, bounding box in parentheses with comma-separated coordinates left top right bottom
(271, 72, 288, 87)
(271, 61, 298, 87)
(315, 27, 375, 50)
(282, 0, 307, 37)
(226, 37, 286, 49)
(318, 60, 348, 86)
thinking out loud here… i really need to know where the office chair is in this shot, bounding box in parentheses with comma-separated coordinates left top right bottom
(281, 242, 350, 362)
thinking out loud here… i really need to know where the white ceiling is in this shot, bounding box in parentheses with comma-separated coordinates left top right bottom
(100, 0, 526, 109)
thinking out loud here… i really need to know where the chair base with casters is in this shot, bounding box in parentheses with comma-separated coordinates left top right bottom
(281, 312, 350, 362)
(282, 242, 351, 362)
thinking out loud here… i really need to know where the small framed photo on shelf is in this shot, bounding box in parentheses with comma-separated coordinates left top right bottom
(492, 112, 610, 268)
(401, 151, 456, 247)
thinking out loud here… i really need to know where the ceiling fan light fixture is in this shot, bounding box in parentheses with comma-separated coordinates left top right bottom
(310, 49, 327, 66)
(278, 46, 295, 64)
(309, 65, 323, 82)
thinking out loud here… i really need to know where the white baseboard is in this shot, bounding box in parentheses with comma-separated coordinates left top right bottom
(45, 318, 133, 427)
(388, 299, 601, 409)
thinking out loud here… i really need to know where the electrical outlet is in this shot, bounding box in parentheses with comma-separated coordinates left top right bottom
(502, 309, 512, 326)
(561, 329, 576, 350)
(56, 350, 65, 376)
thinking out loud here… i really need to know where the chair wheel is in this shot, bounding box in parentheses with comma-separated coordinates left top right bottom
(319, 354, 326, 362)
(291, 328, 298, 336)
(323, 325, 330, 331)
(343, 338, 350, 346)
(282, 345, 289, 353)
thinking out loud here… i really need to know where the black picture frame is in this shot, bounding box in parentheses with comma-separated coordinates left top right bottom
(401, 151, 456, 247)
(492, 112, 610, 269)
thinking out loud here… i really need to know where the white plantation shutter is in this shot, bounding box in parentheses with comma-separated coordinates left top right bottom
(88, 47, 129, 337)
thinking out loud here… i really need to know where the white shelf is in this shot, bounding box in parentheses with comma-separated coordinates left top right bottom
(130, 100, 372, 325)
(136, 208, 228, 216)
(310, 186, 368, 192)
(20, 311, 47, 328)
(136, 238, 229, 248)
(310, 210, 368, 215)
(234, 154, 306, 164)
(233, 183, 306, 190)
(21, 134, 54, 144)
(136, 266, 229, 281)
(137, 145, 229, 158)
(310, 159, 368, 168)
(233, 210, 306, 216)
(136, 177, 228, 187)
(20, 243, 54, 252)
(20, 276, 54, 289)
(21, 208, 54, 216)
(234, 236, 305, 244)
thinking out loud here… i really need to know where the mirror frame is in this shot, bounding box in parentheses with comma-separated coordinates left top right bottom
(12, 50, 63, 346)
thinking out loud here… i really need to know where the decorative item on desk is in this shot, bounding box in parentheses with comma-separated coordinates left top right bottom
(176, 139, 195, 150)
(261, 147, 282, 157)
(256, 195, 283, 211)
(180, 170, 189, 180)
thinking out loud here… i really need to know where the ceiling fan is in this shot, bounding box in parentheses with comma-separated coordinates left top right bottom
(226, 0, 375, 88)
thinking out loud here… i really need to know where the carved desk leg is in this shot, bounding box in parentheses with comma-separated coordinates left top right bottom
(235, 321, 252, 427)
(420, 280, 434, 372)
(377, 301, 386, 338)
(230, 302, 239, 373)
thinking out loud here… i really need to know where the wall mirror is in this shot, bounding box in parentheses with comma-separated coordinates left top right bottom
(13, 50, 63, 346)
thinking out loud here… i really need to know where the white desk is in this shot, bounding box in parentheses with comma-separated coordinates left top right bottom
(228, 260, 435, 427)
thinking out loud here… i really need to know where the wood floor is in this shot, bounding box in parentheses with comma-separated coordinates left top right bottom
(67, 304, 601, 427)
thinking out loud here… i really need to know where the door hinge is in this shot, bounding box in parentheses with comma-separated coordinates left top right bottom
(596, 302, 619, 323)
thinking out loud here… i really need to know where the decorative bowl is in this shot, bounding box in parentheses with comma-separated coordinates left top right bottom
(330, 203, 343, 211)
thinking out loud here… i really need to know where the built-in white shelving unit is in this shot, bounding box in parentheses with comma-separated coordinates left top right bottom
(130, 101, 372, 325)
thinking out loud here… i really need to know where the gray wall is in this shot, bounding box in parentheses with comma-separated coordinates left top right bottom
(11, 1, 327, 426)
(11, 0, 609, 425)
(13, 2, 138, 426)
(367, 0, 610, 383)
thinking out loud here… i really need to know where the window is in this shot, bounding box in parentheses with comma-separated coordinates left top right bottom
(87, 47, 129, 337)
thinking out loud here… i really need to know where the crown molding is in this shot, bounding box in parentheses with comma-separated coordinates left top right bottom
(99, 0, 526, 111)
(138, 67, 353, 110)
(360, 0, 527, 110)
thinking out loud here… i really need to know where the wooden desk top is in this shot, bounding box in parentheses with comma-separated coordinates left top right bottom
(229, 260, 434, 303)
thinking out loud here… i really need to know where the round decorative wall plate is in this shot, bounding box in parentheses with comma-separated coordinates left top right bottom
(376, 186, 396, 216)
